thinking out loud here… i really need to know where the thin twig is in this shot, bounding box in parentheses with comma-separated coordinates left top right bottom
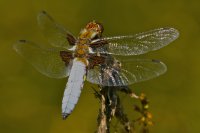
(97, 93, 107, 133)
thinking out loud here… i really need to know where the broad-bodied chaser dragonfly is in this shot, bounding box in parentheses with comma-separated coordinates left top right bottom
(14, 11, 179, 119)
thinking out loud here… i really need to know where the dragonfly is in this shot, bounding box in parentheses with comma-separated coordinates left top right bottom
(13, 11, 179, 119)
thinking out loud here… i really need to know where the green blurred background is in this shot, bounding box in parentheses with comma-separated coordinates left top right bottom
(0, 0, 200, 133)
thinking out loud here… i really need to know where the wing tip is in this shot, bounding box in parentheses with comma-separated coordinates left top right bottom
(41, 10, 47, 14)
(18, 40, 27, 43)
(152, 59, 167, 74)
(152, 59, 161, 63)
(158, 27, 180, 39)
(38, 10, 47, 16)
(155, 27, 179, 48)
(13, 40, 27, 52)
(163, 27, 180, 40)
(37, 10, 54, 27)
(169, 27, 180, 39)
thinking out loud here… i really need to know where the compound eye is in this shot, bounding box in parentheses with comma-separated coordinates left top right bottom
(96, 22, 104, 33)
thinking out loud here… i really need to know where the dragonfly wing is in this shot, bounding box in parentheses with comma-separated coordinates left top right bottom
(13, 40, 70, 78)
(86, 58, 167, 86)
(94, 28, 179, 55)
(118, 58, 167, 84)
(87, 67, 132, 86)
(37, 11, 76, 49)
(86, 66, 101, 85)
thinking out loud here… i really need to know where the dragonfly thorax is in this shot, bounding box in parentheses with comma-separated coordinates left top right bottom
(74, 43, 89, 58)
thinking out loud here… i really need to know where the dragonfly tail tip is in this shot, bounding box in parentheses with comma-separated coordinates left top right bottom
(62, 113, 70, 120)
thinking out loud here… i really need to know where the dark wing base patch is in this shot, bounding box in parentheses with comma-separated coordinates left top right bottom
(60, 51, 73, 66)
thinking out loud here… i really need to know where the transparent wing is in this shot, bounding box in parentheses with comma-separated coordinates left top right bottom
(13, 40, 70, 78)
(37, 11, 75, 49)
(94, 27, 179, 55)
(86, 58, 167, 86)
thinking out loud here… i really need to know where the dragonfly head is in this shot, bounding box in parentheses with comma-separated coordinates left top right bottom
(79, 21, 104, 40)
